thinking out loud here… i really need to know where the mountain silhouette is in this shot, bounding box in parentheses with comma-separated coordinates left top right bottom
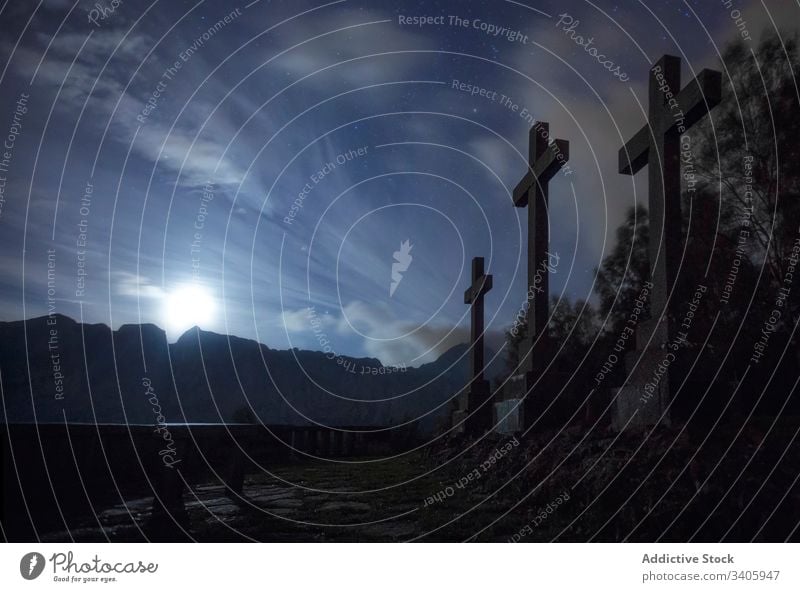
(0, 315, 504, 431)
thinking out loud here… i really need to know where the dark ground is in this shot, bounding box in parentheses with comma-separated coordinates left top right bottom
(10, 417, 798, 542)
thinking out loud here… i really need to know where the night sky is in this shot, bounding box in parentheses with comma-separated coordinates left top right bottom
(0, 0, 795, 367)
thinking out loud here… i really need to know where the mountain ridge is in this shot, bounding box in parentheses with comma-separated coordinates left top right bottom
(0, 315, 504, 431)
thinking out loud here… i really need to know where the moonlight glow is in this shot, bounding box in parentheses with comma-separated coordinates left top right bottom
(163, 284, 216, 336)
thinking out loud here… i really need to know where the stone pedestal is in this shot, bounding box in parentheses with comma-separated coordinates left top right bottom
(467, 379, 493, 434)
(451, 409, 467, 435)
(452, 379, 493, 435)
(612, 318, 674, 431)
(518, 335, 568, 428)
(494, 398, 524, 434)
(492, 374, 525, 434)
(502, 373, 527, 400)
(612, 355, 671, 431)
(523, 369, 575, 428)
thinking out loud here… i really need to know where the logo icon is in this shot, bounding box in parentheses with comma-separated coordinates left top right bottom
(20, 552, 45, 580)
(389, 239, 413, 297)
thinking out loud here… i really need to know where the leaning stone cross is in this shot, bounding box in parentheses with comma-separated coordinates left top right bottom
(456, 256, 493, 434)
(464, 256, 493, 386)
(611, 55, 722, 431)
(513, 121, 569, 372)
(619, 54, 721, 340)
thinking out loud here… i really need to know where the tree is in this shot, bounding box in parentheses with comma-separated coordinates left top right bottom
(594, 206, 650, 338)
(692, 30, 800, 327)
(500, 294, 598, 384)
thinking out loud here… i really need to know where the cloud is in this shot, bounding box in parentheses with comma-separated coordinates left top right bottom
(3, 21, 250, 189)
(467, 136, 518, 196)
(334, 300, 466, 366)
(279, 308, 310, 332)
(279, 306, 337, 332)
(113, 271, 164, 299)
(17, 28, 154, 108)
(133, 124, 246, 187)
(270, 7, 435, 89)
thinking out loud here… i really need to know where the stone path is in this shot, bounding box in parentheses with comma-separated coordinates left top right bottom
(40, 455, 445, 542)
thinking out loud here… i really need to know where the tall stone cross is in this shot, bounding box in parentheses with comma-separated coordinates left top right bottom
(611, 55, 722, 431)
(513, 121, 569, 370)
(619, 55, 721, 340)
(464, 256, 493, 385)
(458, 256, 493, 434)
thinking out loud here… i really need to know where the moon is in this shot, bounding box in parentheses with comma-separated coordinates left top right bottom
(162, 283, 216, 336)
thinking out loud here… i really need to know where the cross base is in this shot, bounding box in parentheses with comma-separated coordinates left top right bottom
(521, 368, 577, 429)
(612, 317, 676, 431)
(452, 379, 493, 436)
(611, 349, 673, 431)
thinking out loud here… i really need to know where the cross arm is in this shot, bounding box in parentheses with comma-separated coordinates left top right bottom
(536, 139, 569, 181)
(513, 171, 534, 207)
(513, 139, 570, 206)
(464, 275, 493, 304)
(675, 68, 723, 130)
(618, 125, 650, 175)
